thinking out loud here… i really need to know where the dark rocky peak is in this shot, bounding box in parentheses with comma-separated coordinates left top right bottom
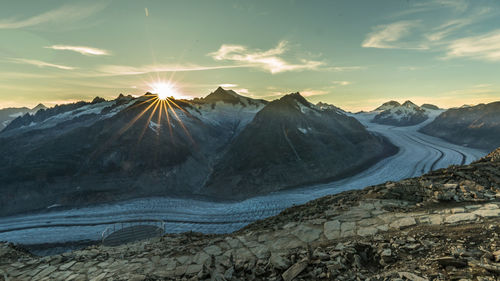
(375, 100, 401, 111)
(31, 103, 47, 111)
(91, 97, 106, 104)
(421, 104, 440, 110)
(401, 100, 418, 108)
(116, 93, 134, 101)
(199, 87, 268, 107)
(203, 87, 241, 104)
(278, 92, 311, 108)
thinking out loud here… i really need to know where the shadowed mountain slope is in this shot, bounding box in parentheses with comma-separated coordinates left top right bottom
(420, 101, 500, 150)
(203, 93, 398, 198)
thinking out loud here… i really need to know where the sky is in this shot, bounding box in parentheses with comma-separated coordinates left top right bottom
(1, 0, 500, 111)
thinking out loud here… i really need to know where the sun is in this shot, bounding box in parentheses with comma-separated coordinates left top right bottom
(150, 82, 177, 100)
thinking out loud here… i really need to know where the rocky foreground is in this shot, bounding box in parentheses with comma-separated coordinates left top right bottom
(2, 149, 500, 280)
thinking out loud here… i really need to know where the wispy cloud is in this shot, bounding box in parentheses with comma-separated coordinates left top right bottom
(332, 81, 351, 86)
(362, 21, 427, 49)
(444, 29, 500, 61)
(9, 58, 76, 70)
(209, 41, 324, 73)
(97, 64, 247, 76)
(426, 7, 493, 42)
(473, 83, 492, 88)
(219, 83, 238, 87)
(393, 0, 468, 17)
(235, 88, 249, 94)
(45, 45, 110, 56)
(432, 0, 469, 13)
(398, 66, 421, 71)
(0, 2, 108, 29)
(364, 3, 496, 59)
(329, 66, 366, 72)
(301, 89, 329, 97)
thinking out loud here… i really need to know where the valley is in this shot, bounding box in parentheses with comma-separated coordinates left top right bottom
(0, 109, 486, 252)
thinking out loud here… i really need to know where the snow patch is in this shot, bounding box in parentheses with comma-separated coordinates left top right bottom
(297, 127, 312, 134)
(149, 120, 160, 134)
(8, 112, 24, 118)
(187, 101, 265, 132)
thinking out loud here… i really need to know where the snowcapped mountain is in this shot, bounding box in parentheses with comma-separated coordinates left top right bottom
(371, 100, 439, 126)
(2, 96, 133, 137)
(188, 87, 267, 135)
(420, 101, 500, 150)
(0, 89, 395, 215)
(0, 104, 46, 131)
(203, 92, 397, 199)
(374, 100, 401, 111)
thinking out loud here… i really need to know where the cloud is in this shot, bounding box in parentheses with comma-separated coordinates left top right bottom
(235, 88, 249, 94)
(209, 41, 324, 73)
(393, 0, 468, 17)
(0, 2, 108, 29)
(433, 0, 468, 13)
(9, 58, 76, 70)
(362, 21, 427, 49)
(426, 7, 493, 42)
(45, 45, 110, 56)
(332, 81, 351, 86)
(329, 66, 366, 72)
(444, 29, 500, 61)
(219, 83, 238, 87)
(301, 90, 329, 97)
(473, 83, 492, 88)
(97, 64, 247, 76)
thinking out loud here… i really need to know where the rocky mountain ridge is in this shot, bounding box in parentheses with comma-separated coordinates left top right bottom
(371, 100, 438, 127)
(420, 101, 500, 151)
(0, 103, 46, 130)
(1, 148, 500, 280)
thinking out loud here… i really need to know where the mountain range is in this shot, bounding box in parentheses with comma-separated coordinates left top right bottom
(420, 101, 500, 151)
(370, 100, 440, 126)
(0, 104, 46, 130)
(0, 88, 396, 215)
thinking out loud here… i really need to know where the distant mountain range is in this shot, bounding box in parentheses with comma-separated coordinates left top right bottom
(0, 88, 396, 215)
(368, 99, 500, 150)
(420, 101, 500, 151)
(370, 100, 441, 126)
(0, 104, 46, 130)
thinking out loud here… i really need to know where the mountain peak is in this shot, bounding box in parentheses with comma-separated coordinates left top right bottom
(31, 103, 47, 111)
(280, 92, 309, 106)
(92, 96, 106, 104)
(203, 87, 241, 104)
(402, 100, 418, 108)
(421, 103, 440, 110)
(375, 100, 401, 111)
